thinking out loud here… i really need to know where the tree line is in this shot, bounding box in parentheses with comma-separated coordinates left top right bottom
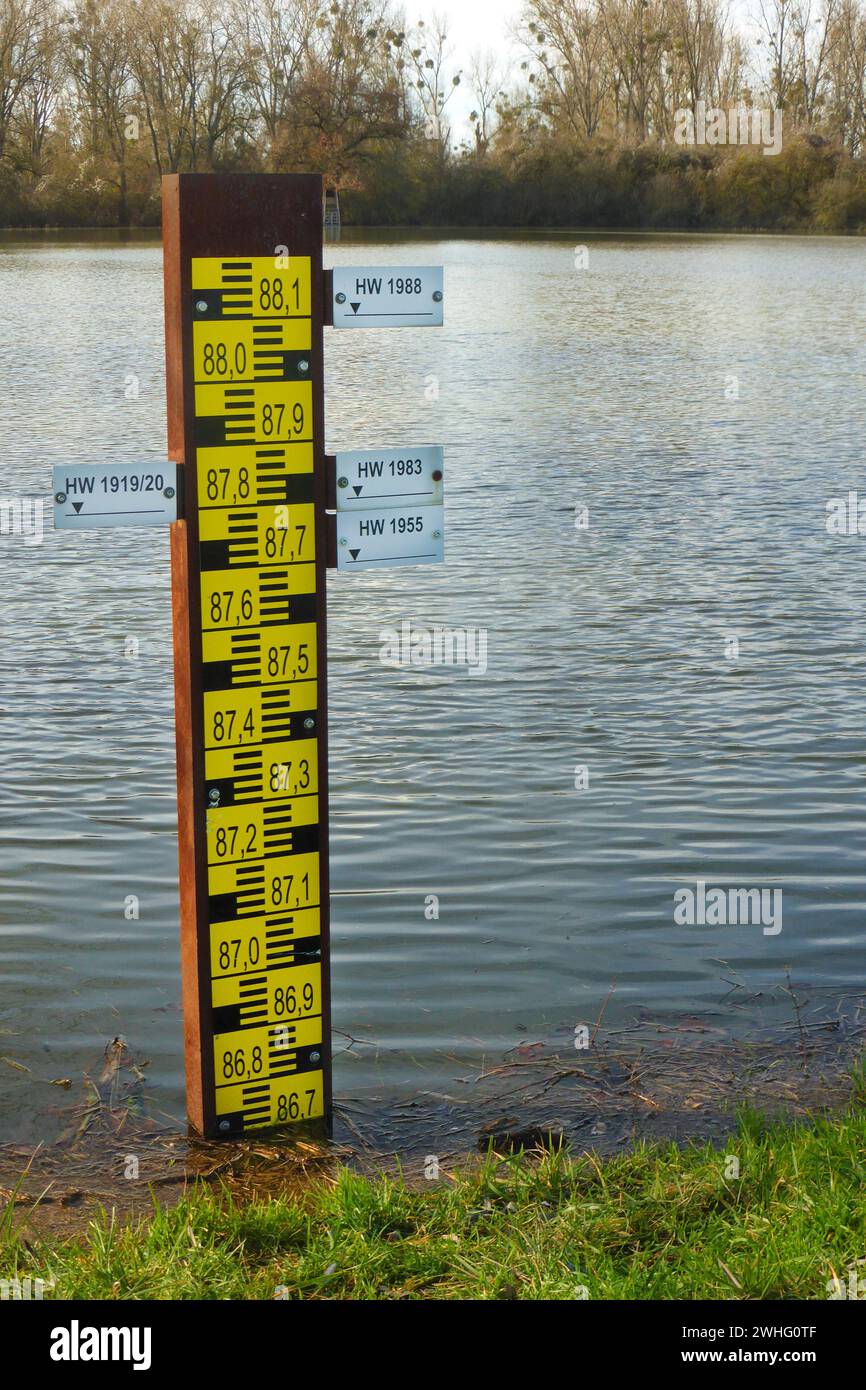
(2, 0, 866, 231)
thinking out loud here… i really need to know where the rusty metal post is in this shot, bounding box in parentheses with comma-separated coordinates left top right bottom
(162, 173, 331, 1137)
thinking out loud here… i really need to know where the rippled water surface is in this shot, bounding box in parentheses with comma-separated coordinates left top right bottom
(1, 229, 865, 1141)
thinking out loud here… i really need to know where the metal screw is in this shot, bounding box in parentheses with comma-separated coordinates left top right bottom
(163, 486, 175, 499)
(195, 299, 208, 313)
(432, 290, 443, 302)
(208, 788, 220, 804)
(218, 1120, 230, 1132)
(309, 1051, 321, 1063)
(335, 292, 346, 303)
(432, 530, 441, 539)
(337, 477, 348, 488)
(339, 537, 347, 546)
(298, 359, 309, 373)
(303, 717, 315, 730)
(55, 491, 66, 503)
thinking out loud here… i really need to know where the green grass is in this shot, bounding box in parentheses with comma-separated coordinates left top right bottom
(4, 1104, 866, 1299)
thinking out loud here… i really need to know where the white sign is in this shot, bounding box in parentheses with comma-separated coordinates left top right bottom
(336, 505, 444, 570)
(53, 463, 179, 529)
(331, 266, 443, 328)
(334, 446, 443, 510)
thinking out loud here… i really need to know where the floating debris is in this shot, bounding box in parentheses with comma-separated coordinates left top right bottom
(0, 1056, 31, 1074)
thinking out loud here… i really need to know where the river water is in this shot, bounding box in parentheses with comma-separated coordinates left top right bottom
(1, 228, 865, 1144)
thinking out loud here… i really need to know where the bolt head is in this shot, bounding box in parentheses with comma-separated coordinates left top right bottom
(218, 1120, 230, 1132)
(337, 477, 348, 488)
(432, 290, 443, 302)
(298, 359, 309, 373)
(432, 530, 441, 539)
(163, 486, 175, 499)
(208, 788, 220, 804)
(309, 1051, 321, 1063)
(335, 292, 346, 304)
(195, 299, 208, 313)
(303, 717, 315, 730)
(55, 492, 66, 504)
(339, 537, 347, 546)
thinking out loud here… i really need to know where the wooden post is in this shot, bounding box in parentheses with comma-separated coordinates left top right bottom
(162, 173, 331, 1137)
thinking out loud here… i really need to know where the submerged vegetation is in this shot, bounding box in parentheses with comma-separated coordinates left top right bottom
(2, 0, 866, 231)
(3, 1098, 866, 1299)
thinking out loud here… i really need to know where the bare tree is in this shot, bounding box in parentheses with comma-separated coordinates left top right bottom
(666, 0, 738, 116)
(186, 0, 248, 168)
(788, 0, 840, 125)
(125, 0, 196, 173)
(66, 0, 135, 217)
(824, 0, 866, 149)
(597, 0, 671, 142)
(406, 13, 461, 153)
(232, 0, 319, 166)
(16, 0, 62, 173)
(755, 0, 800, 106)
(127, 0, 245, 174)
(278, 0, 409, 180)
(468, 48, 506, 154)
(717, 21, 748, 105)
(520, 0, 612, 140)
(0, 0, 54, 161)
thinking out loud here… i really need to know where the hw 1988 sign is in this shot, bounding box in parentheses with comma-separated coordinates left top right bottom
(331, 265, 443, 328)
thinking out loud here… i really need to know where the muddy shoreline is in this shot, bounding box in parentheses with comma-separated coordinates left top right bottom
(2, 983, 864, 1240)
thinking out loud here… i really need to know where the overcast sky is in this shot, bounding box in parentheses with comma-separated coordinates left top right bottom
(423, 0, 524, 63)
(418, 0, 758, 56)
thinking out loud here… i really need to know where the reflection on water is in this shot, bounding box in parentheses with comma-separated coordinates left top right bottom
(1, 229, 865, 1143)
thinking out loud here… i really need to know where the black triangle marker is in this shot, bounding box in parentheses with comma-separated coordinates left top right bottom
(72, 502, 83, 513)
(349, 548, 360, 560)
(352, 486, 362, 495)
(350, 302, 360, 314)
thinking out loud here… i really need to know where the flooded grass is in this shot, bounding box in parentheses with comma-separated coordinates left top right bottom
(338, 982, 866, 1162)
(2, 984, 865, 1246)
(1, 1092, 865, 1300)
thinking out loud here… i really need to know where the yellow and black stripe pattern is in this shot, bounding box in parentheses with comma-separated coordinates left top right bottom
(192, 255, 324, 1132)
